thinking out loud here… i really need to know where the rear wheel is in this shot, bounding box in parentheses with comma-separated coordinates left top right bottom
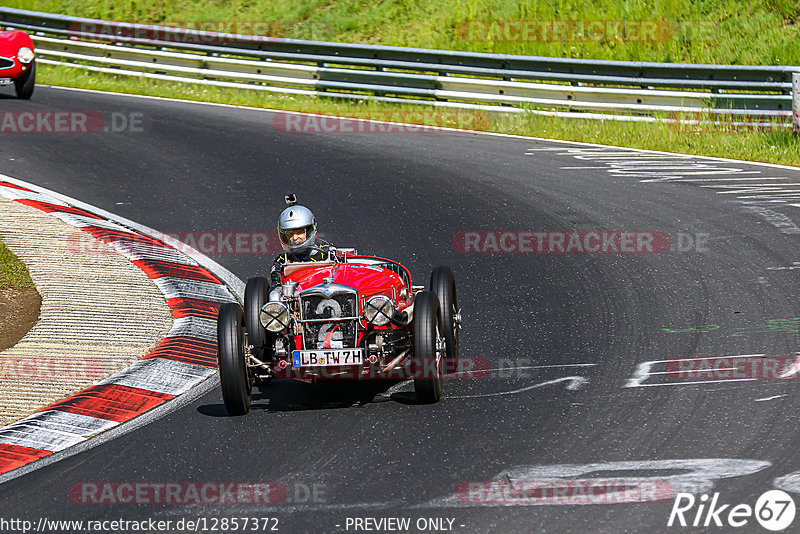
(430, 266, 460, 372)
(14, 61, 34, 100)
(217, 303, 252, 415)
(413, 291, 444, 404)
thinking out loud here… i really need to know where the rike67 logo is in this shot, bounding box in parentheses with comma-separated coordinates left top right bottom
(668, 490, 796, 531)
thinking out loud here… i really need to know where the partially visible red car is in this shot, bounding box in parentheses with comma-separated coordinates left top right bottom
(0, 30, 35, 99)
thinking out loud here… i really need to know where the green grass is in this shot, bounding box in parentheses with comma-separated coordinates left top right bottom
(0, 238, 35, 289)
(7, 0, 800, 64)
(39, 62, 800, 167)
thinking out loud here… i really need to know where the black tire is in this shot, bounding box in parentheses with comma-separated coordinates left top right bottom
(14, 61, 34, 100)
(217, 302, 251, 415)
(413, 291, 444, 404)
(430, 266, 459, 371)
(244, 277, 270, 358)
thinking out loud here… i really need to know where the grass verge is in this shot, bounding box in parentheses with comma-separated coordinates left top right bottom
(0, 237, 35, 289)
(7, 0, 800, 65)
(39, 62, 800, 168)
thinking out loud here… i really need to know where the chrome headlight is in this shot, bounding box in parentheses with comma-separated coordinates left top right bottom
(364, 295, 395, 326)
(260, 301, 290, 333)
(17, 47, 34, 64)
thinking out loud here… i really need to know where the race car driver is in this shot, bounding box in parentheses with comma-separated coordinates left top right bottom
(270, 195, 335, 289)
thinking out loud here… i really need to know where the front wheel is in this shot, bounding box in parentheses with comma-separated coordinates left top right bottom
(244, 277, 270, 359)
(14, 61, 35, 100)
(217, 302, 252, 415)
(413, 291, 444, 404)
(430, 266, 459, 372)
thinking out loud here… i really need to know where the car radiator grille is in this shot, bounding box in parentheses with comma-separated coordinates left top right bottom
(0, 57, 13, 70)
(300, 293, 358, 350)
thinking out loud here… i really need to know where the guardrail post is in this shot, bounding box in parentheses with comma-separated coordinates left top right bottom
(794, 72, 800, 135)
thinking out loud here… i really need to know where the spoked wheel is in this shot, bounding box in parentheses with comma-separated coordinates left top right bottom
(430, 266, 460, 373)
(413, 291, 445, 404)
(14, 61, 35, 100)
(217, 302, 252, 415)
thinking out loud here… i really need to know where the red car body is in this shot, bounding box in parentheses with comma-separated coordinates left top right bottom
(273, 254, 416, 379)
(216, 242, 458, 413)
(0, 30, 35, 98)
(0, 30, 33, 78)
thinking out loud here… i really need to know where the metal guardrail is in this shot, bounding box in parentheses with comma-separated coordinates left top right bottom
(1, 7, 799, 127)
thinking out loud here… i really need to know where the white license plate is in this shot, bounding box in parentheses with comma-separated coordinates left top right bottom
(292, 349, 364, 367)
(0, 79, 11, 86)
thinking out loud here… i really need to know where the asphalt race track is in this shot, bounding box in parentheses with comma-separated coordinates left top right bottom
(3, 86, 800, 532)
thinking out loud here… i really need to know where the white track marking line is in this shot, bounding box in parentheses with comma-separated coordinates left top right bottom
(628, 379, 758, 387)
(443, 363, 596, 378)
(572, 155, 662, 160)
(711, 184, 800, 193)
(755, 395, 787, 402)
(635, 353, 768, 365)
(778, 356, 800, 378)
(623, 353, 800, 388)
(614, 170, 763, 176)
(767, 263, 800, 270)
(624, 361, 656, 388)
(386, 365, 595, 397)
(745, 207, 800, 234)
(677, 177, 791, 182)
(489, 363, 597, 372)
(449, 376, 588, 399)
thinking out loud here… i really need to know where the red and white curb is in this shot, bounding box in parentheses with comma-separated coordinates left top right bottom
(0, 175, 243, 478)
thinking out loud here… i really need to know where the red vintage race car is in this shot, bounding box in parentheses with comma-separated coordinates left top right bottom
(216, 249, 461, 414)
(0, 30, 35, 99)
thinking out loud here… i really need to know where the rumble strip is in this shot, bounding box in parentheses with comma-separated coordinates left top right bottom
(0, 177, 238, 477)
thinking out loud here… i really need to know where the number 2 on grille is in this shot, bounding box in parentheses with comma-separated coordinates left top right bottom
(316, 298, 343, 346)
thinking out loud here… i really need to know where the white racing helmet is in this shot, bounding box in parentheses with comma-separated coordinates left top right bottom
(278, 196, 317, 253)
